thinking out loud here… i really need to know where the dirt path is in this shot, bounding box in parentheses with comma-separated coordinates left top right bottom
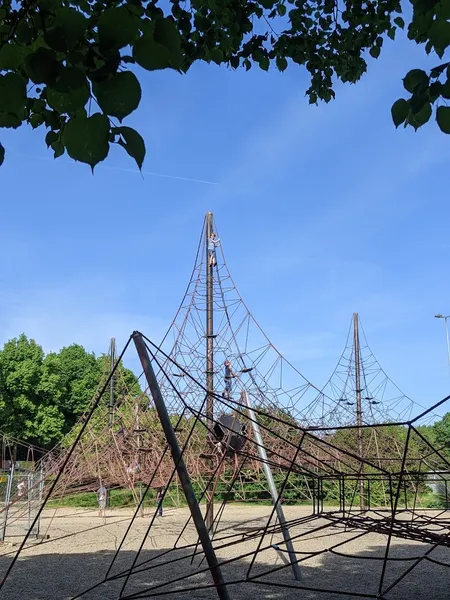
(0, 505, 448, 599)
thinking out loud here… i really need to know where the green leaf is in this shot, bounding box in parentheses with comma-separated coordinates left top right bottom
(93, 71, 141, 121)
(55, 7, 87, 46)
(429, 81, 443, 101)
(36, 0, 59, 11)
(0, 113, 21, 128)
(133, 34, 174, 71)
(403, 69, 429, 93)
(47, 82, 90, 114)
(430, 63, 447, 78)
(63, 113, 110, 169)
(429, 19, 450, 50)
(29, 113, 45, 128)
(387, 26, 396, 40)
(436, 105, 450, 133)
(259, 55, 270, 71)
(394, 16, 405, 28)
(114, 126, 146, 169)
(0, 143, 4, 167)
(410, 91, 428, 114)
(439, 0, 450, 18)
(98, 6, 139, 49)
(442, 79, 450, 99)
(391, 98, 409, 127)
(25, 48, 59, 85)
(44, 27, 70, 52)
(0, 44, 27, 70)
(52, 139, 65, 159)
(16, 21, 34, 45)
(277, 3, 287, 16)
(369, 46, 381, 59)
(152, 17, 183, 68)
(409, 101, 432, 129)
(210, 48, 224, 64)
(52, 67, 87, 94)
(276, 55, 288, 71)
(0, 73, 27, 116)
(45, 130, 59, 147)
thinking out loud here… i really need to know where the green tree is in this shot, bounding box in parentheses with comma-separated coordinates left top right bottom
(0, 334, 65, 446)
(434, 412, 450, 449)
(0, 335, 143, 447)
(96, 353, 142, 402)
(0, 0, 449, 170)
(43, 344, 102, 432)
(45, 346, 143, 434)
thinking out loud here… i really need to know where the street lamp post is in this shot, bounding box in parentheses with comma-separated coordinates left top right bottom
(434, 314, 450, 374)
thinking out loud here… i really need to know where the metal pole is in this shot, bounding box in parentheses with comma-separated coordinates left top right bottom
(242, 391, 301, 581)
(445, 317, 450, 375)
(109, 337, 116, 428)
(135, 399, 144, 518)
(133, 332, 231, 600)
(353, 313, 365, 511)
(34, 469, 45, 537)
(205, 211, 214, 530)
(0, 462, 15, 542)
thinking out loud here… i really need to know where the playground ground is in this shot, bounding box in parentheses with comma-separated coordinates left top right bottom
(0, 504, 448, 600)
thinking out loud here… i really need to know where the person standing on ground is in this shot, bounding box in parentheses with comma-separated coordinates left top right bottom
(97, 483, 107, 518)
(17, 480, 27, 498)
(156, 487, 165, 517)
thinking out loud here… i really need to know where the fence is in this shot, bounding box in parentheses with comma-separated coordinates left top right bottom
(0, 465, 44, 541)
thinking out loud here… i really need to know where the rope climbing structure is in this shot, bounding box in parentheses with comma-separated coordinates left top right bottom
(1, 212, 449, 600)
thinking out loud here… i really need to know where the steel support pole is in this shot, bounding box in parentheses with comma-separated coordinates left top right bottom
(444, 317, 450, 375)
(205, 211, 215, 530)
(242, 391, 301, 581)
(353, 313, 365, 511)
(133, 332, 231, 600)
(0, 463, 15, 542)
(109, 337, 116, 428)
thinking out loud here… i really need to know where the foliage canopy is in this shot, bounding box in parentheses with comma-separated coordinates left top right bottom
(0, 334, 141, 447)
(0, 0, 449, 170)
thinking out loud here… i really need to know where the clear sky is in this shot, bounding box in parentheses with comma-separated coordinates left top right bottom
(1, 30, 449, 414)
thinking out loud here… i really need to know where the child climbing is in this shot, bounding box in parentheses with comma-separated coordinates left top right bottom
(223, 359, 235, 399)
(208, 232, 220, 267)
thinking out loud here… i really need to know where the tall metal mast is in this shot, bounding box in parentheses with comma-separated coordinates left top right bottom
(205, 212, 215, 530)
(353, 313, 364, 510)
(109, 337, 116, 428)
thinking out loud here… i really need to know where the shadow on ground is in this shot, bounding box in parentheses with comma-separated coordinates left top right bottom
(0, 536, 449, 600)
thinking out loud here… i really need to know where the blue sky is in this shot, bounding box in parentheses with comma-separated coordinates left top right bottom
(1, 29, 450, 415)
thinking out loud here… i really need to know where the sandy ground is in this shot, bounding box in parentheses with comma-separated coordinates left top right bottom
(0, 505, 449, 600)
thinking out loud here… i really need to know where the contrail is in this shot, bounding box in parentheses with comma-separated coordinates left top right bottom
(12, 153, 219, 186)
(98, 163, 218, 185)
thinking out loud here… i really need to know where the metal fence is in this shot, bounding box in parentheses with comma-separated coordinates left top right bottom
(0, 466, 44, 541)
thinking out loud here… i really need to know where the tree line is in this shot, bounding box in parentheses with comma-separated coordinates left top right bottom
(1, 332, 449, 464)
(0, 333, 140, 448)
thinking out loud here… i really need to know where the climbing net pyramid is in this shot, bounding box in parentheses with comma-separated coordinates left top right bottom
(299, 314, 423, 428)
(1, 214, 449, 600)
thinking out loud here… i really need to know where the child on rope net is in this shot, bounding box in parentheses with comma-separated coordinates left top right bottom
(208, 232, 220, 266)
(222, 359, 236, 399)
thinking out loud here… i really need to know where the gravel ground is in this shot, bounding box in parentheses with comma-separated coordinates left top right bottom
(0, 505, 449, 600)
